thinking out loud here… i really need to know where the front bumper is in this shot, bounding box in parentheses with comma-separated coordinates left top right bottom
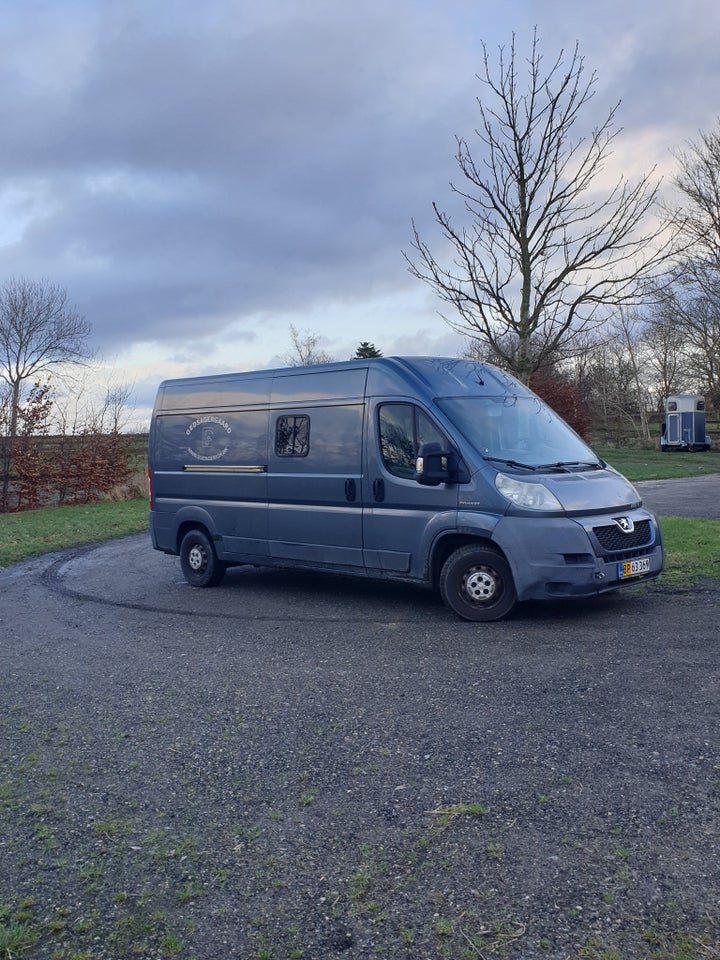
(490, 510, 663, 602)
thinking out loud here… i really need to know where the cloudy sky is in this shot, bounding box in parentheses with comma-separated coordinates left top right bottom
(1, 0, 719, 423)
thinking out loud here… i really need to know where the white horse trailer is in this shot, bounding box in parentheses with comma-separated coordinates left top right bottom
(660, 395, 711, 451)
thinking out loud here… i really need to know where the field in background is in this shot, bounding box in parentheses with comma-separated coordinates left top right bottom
(594, 446, 720, 480)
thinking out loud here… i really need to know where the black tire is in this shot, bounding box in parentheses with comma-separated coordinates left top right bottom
(180, 529, 227, 587)
(439, 545, 517, 621)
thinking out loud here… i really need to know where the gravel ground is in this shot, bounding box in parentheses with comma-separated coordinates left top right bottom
(635, 473, 720, 519)
(1, 529, 719, 960)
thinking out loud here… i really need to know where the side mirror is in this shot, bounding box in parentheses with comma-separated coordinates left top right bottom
(415, 441, 453, 486)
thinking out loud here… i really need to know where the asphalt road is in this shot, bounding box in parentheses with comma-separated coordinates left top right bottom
(1, 482, 719, 960)
(635, 472, 720, 519)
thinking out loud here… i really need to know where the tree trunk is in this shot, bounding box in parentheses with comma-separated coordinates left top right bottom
(0, 381, 20, 512)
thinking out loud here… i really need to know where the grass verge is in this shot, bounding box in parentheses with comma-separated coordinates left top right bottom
(659, 516, 720, 586)
(0, 498, 149, 568)
(594, 446, 720, 481)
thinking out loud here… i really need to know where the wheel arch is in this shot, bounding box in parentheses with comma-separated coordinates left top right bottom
(429, 532, 508, 588)
(173, 507, 218, 555)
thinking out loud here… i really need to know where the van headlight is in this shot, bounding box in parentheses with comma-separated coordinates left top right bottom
(495, 472, 563, 511)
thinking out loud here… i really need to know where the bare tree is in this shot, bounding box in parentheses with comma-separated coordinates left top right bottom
(406, 31, 677, 382)
(281, 324, 334, 366)
(641, 296, 693, 407)
(575, 335, 644, 443)
(0, 277, 92, 510)
(665, 119, 720, 410)
(612, 309, 654, 442)
(0, 381, 11, 434)
(666, 284, 720, 408)
(673, 119, 720, 255)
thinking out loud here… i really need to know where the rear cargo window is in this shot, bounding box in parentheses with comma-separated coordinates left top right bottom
(275, 415, 310, 457)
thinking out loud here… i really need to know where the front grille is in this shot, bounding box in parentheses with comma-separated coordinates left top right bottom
(592, 519, 651, 552)
(603, 546, 654, 564)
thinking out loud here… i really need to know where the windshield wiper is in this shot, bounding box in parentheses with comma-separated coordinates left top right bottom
(535, 460, 604, 472)
(483, 456, 538, 471)
(484, 457, 604, 472)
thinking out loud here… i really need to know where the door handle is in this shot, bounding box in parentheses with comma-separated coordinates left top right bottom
(345, 479, 356, 502)
(372, 478, 385, 502)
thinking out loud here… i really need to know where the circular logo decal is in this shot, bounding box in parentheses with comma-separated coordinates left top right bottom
(186, 416, 232, 461)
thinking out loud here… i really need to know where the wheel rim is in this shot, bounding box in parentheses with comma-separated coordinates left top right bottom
(461, 564, 500, 604)
(188, 543, 207, 573)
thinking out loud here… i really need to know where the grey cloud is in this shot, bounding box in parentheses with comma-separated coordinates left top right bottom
(1, 0, 476, 351)
(1, 0, 719, 361)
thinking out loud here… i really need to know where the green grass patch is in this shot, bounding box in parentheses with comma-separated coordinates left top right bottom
(0, 498, 149, 567)
(659, 516, 720, 586)
(594, 446, 720, 481)
(0, 919, 40, 955)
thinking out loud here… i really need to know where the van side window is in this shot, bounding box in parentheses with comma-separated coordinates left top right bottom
(378, 404, 446, 478)
(275, 415, 310, 457)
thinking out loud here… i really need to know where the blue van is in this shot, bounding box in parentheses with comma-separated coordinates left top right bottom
(147, 357, 663, 620)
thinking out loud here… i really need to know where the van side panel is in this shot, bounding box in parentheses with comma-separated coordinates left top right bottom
(149, 408, 269, 557)
(267, 402, 364, 566)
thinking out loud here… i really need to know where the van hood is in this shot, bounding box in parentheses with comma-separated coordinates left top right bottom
(539, 468, 642, 512)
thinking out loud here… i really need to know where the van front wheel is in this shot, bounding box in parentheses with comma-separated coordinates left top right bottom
(440, 545, 516, 621)
(180, 529, 227, 587)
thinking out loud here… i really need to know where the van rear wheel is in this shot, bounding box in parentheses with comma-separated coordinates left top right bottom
(180, 529, 227, 587)
(440, 545, 516, 621)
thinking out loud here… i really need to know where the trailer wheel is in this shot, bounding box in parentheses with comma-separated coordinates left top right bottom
(180, 529, 227, 587)
(440, 545, 517, 621)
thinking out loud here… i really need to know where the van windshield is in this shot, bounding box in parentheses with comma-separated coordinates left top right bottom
(437, 396, 601, 471)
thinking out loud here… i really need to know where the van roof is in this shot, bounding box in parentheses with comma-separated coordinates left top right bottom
(153, 357, 533, 413)
(158, 356, 525, 393)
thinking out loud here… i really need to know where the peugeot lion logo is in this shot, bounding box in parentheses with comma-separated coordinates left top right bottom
(615, 517, 635, 533)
